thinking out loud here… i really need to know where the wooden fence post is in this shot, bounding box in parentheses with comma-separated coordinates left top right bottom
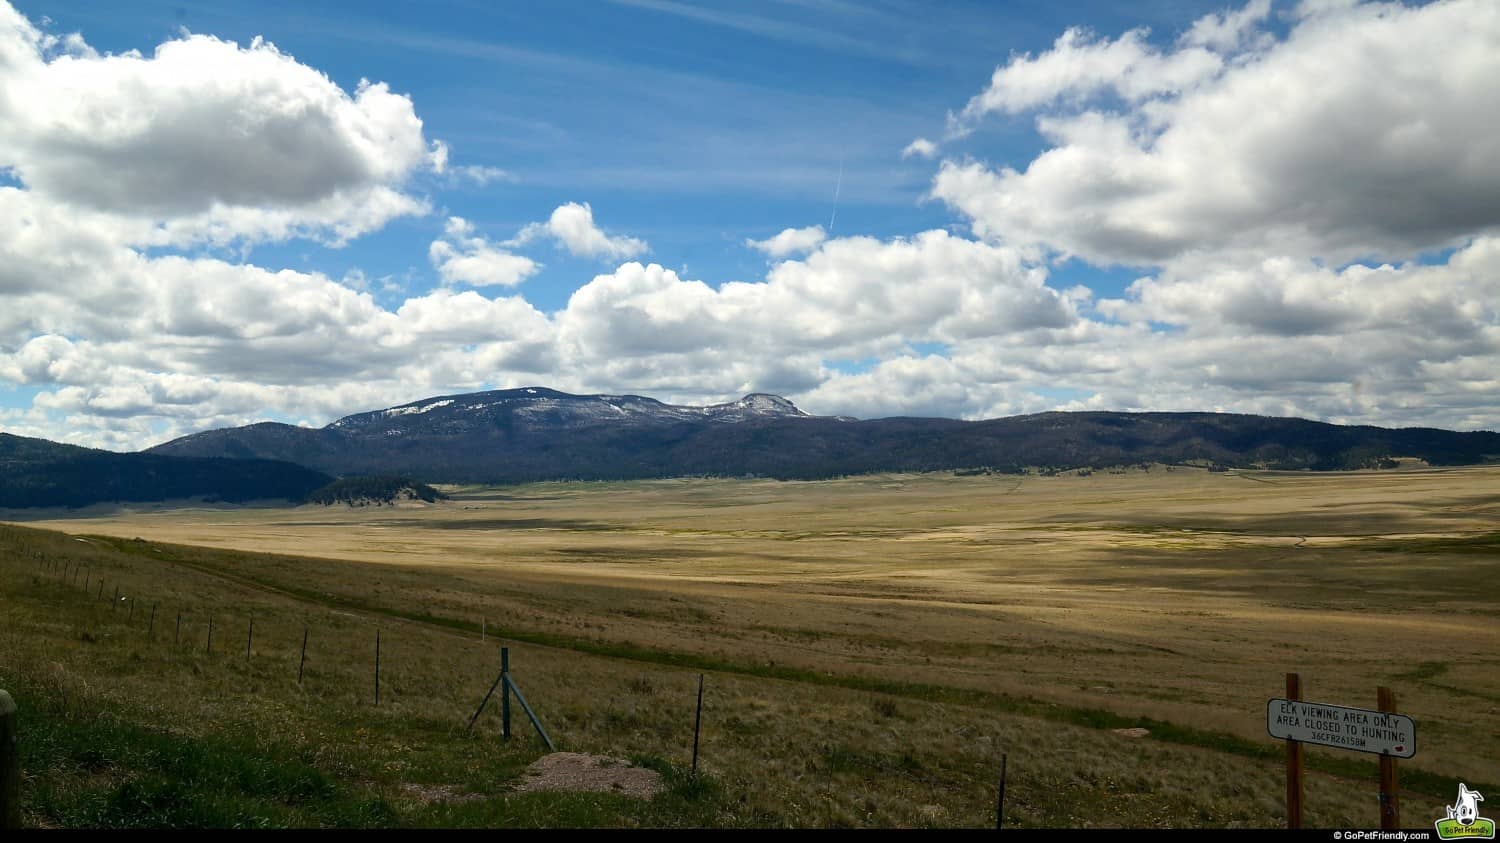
(1285, 673, 1304, 830)
(1, 689, 19, 829)
(1378, 686, 1400, 829)
(298, 626, 308, 684)
(691, 674, 704, 777)
(997, 753, 1008, 829)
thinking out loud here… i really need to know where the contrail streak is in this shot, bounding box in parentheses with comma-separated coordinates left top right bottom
(829, 155, 843, 233)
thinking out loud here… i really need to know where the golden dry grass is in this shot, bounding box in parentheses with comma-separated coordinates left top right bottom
(5, 463, 1499, 827)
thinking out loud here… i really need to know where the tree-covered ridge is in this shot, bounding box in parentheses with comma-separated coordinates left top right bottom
(0, 433, 332, 509)
(304, 476, 447, 506)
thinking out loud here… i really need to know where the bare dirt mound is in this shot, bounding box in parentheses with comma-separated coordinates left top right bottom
(513, 752, 665, 799)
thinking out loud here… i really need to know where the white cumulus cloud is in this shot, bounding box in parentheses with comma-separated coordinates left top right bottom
(947, 25, 1222, 135)
(512, 201, 648, 260)
(745, 225, 827, 258)
(429, 217, 541, 288)
(0, 3, 439, 247)
(934, 0, 1500, 267)
(901, 138, 938, 159)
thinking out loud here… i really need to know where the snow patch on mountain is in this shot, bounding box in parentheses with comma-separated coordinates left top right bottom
(385, 399, 454, 417)
(321, 387, 816, 434)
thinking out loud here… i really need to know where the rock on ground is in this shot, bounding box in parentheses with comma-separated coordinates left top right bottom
(513, 752, 665, 799)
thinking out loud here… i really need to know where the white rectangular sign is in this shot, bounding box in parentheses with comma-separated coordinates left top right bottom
(1267, 698, 1416, 758)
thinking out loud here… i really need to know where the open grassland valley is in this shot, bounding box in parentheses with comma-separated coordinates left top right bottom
(2, 465, 1498, 829)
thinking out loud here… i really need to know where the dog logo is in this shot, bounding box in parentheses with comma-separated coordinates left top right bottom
(1437, 783, 1495, 840)
(1453, 785, 1486, 826)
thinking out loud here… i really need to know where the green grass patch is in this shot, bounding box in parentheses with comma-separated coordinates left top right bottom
(1393, 661, 1450, 681)
(17, 699, 385, 828)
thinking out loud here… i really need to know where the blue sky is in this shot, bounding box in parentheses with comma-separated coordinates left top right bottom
(2, 0, 1498, 449)
(19, 0, 1222, 308)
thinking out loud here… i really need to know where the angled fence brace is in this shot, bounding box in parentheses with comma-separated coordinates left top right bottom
(467, 667, 506, 733)
(465, 647, 554, 750)
(503, 674, 555, 752)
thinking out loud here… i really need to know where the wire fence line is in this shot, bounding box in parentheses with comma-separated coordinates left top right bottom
(2, 534, 714, 764)
(2, 528, 1018, 827)
(20, 546, 505, 706)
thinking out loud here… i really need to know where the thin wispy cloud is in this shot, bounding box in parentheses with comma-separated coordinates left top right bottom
(606, 0, 936, 66)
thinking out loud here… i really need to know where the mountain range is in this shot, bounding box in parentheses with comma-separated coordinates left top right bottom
(4, 386, 1498, 508)
(150, 386, 1500, 483)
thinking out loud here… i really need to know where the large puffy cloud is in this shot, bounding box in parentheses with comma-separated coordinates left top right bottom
(934, 0, 1500, 266)
(1097, 243, 1500, 342)
(0, 182, 555, 446)
(0, 3, 438, 246)
(870, 0, 1500, 433)
(557, 230, 1075, 363)
(808, 0, 1500, 431)
(800, 355, 1032, 421)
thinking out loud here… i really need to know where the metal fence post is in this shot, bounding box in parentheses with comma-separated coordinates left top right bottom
(501, 647, 511, 739)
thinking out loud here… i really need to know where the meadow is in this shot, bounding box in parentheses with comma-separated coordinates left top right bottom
(2, 464, 1497, 828)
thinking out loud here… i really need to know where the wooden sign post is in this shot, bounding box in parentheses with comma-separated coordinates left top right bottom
(1377, 686, 1400, 830)
(1269, 675, 1414, 830)
(1285, 673, 1304, 830)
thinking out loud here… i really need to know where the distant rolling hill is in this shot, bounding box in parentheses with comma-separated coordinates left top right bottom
(146, 386, 1500, 484)
(0, 432, 333, 509)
